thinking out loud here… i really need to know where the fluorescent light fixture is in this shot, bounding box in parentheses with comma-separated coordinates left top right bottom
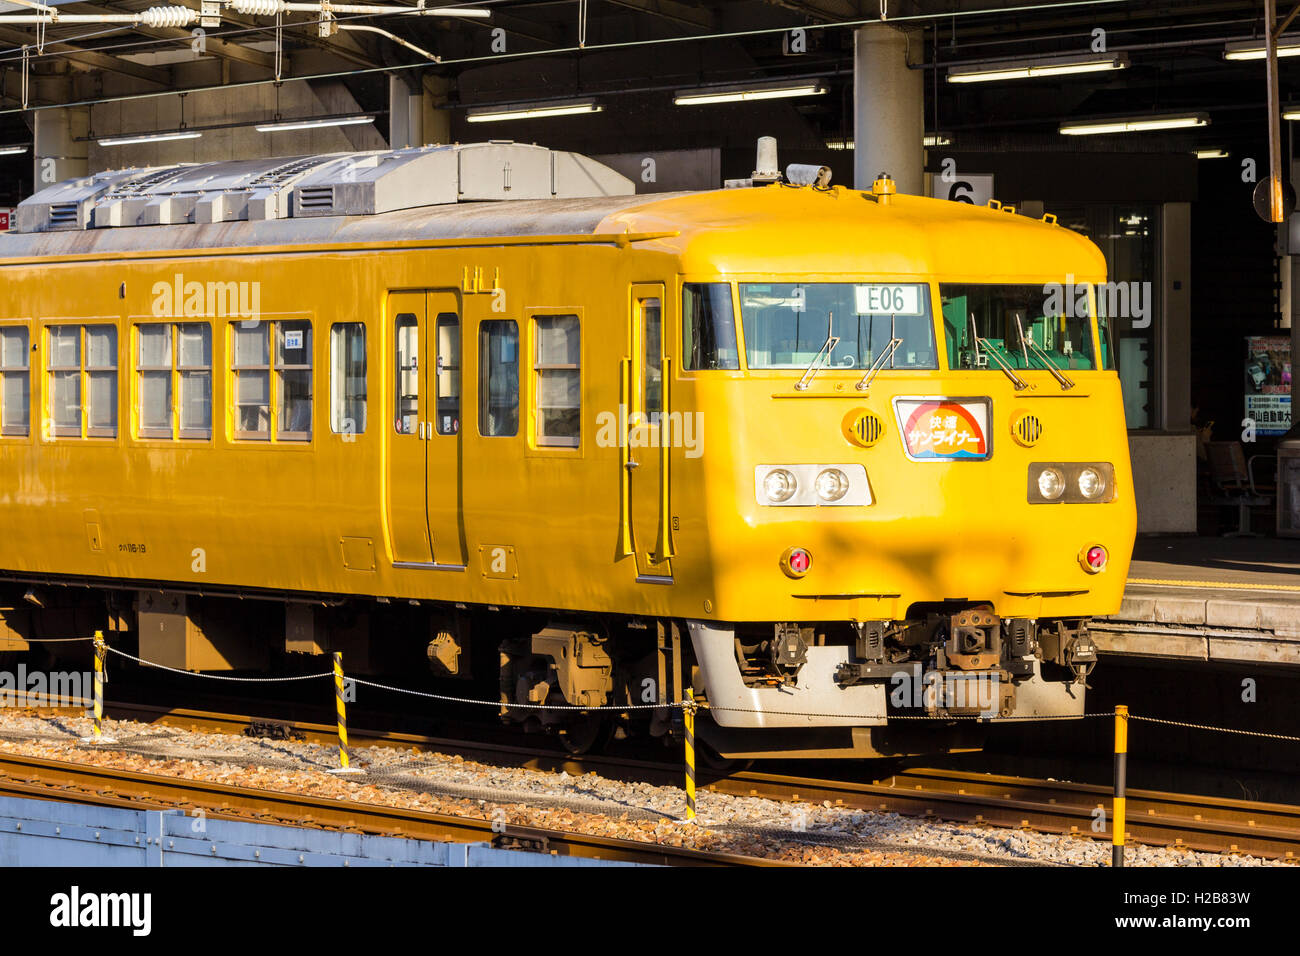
(827, 133, 950, 150)
(256, 115, 375, 133)
(1282, 109, 1300, 121)
(97, 130, 203, 146)
(0, 144, 28, 156)
(1224, 37, 1300, 61)
(1059, 113, 1209, 135)
(1195, 148, 1229, 159)
(466, 99, 602, 123)
(948, 52, 1129, 84)
(674, 80, 827, 106)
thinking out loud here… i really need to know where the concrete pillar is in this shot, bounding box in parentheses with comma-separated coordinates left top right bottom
(389, 74, 423, 149)
(1160, 202, 1192, 433)
(32, 106, 88, 195)
(422, 75, 451, 146)
(390, 74, 452, 148)
(853, 24, 923, 194)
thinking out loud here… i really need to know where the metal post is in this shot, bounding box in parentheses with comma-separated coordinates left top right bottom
(1112, 704, 1128, 867)
(80, 631, 116, 744)
(92, 631, 104, 739)
(683, 688, 697, 823)
(331, 651, 355, 772)
(1266, 0, 1285, 223)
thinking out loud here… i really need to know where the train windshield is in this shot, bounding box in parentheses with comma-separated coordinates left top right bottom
(940, 283, 1099, 372)
(739, 282, 938, 371)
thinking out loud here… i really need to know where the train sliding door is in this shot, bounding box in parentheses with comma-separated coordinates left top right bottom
(627, 283, 674, 582)
(385, 290, 467, 570)
(425, 293, 468, 568)
(387, 292, 433, 566)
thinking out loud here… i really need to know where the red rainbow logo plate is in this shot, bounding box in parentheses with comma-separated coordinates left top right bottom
(895, 398, 991, 462)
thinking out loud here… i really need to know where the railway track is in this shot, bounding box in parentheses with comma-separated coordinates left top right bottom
(19, 700, 1300, 862)
(0, 749, 780, 868)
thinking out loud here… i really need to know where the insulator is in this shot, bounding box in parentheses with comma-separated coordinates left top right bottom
(140, 5, 198, 27)
(229, 0, 285, 14)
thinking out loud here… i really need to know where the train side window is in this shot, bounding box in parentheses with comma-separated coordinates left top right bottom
(276, 321, 312, 441)
(478, 319, 519, 437)
(85, 325, 117, 438)
(47, 325, 82, 437)
(232, 323, 271, 440)
(394, 314, 419, 435)
(178, 324, 212, 439)
(533, 314, 579, 447)
(138, 323, 210, 440)
(682, 283, 739, 370)
(435, 314, 460, 435)
(330, 322, 367, 436)
(138, 323, 174, 439)
(0, 326, 30, 437)
(643, 299, 662, 415)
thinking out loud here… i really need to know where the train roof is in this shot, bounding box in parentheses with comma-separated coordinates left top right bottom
(0, 142, 1106, 280)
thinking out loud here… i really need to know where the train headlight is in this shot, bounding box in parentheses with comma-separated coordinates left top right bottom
(763, 468, 799, 503)
(755, 464, 872, 506)
(1036, 467, 1066, 500)
(1077, 467, 1106, 500)
(815, 468, 850, 502)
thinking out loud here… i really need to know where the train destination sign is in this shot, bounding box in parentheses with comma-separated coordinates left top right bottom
(855, 284, 924, 316)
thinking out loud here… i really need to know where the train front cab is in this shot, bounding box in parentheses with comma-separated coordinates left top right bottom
(674, 272, 1137, 760)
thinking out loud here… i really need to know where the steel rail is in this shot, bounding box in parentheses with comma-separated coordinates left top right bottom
(29, 701, 1300, 861)
(0, 750, 780, 867)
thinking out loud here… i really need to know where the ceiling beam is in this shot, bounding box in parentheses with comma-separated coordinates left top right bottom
(0, 26, 171, 84)
(603, 0, 714, 30)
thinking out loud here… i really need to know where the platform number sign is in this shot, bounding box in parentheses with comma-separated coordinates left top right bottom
(932, 173, 994, 207)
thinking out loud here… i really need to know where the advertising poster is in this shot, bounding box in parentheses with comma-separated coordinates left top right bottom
(1245, 335, 1292, 436)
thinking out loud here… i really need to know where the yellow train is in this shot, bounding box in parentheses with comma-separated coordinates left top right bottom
(0, 142, 1135, 759)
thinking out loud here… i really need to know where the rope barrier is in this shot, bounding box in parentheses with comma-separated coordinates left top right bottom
(65, 640, 1300, 830)
(1127, 714, 1300, 743)
(104, 646, 332, 682)
(348, 674, 679, 712)
(2, 636, 96, 643)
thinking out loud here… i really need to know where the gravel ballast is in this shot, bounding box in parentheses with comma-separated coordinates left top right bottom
(0, 709, 1285, 867)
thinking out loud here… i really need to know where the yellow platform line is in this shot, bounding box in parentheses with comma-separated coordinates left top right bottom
(1128, 576, 1300, 593)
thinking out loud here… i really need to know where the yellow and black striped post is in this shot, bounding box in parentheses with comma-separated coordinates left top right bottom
(91, 631, 105, 740)
(683, 688, 697, 822)
(1113, 704, 1128, 867)
(333, 652, 352, 771)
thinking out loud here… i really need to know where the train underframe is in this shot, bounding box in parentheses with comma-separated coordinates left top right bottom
(0, 578, 1097, 760)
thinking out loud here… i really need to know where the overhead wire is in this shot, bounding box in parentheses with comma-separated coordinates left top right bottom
(0, 0, 1151, 116)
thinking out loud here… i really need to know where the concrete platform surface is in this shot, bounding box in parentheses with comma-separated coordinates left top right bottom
(1095, 535, 1300, 666)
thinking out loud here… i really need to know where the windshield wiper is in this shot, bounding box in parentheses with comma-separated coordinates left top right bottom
(795, 334, 840, 390)
(1016, 315, 1076, 390)
(968, 311, 1027, 389)
(975, 337, 1029, 390)
(856, 337, 903, 392)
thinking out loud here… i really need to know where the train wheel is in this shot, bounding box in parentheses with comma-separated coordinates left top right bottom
(697, 741, 752, 775)
(557, 714, 610, 755)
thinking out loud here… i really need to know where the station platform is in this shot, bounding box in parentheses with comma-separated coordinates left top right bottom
(1094, 536, 1300, 666)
